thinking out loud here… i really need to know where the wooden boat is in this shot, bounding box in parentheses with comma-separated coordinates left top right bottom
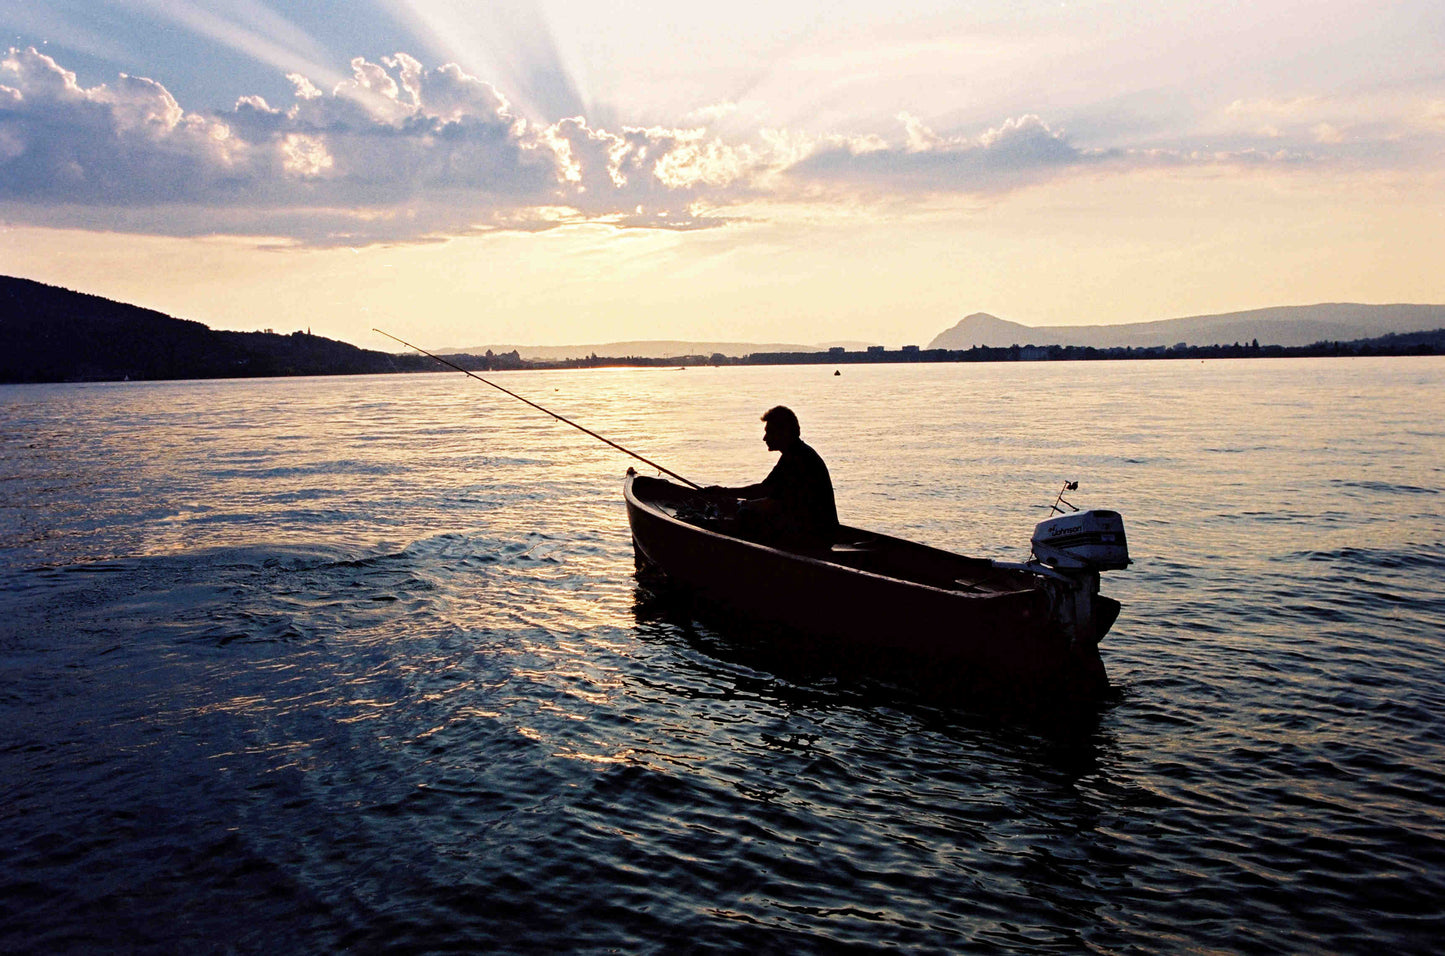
(624, 470, 1129, 705)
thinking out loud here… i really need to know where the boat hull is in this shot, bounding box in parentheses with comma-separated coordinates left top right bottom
(624, 473, 1110, 703)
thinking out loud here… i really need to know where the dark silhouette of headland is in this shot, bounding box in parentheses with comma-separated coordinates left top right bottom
(2, 274, 1441, 385)
(0, 276, 527, 384)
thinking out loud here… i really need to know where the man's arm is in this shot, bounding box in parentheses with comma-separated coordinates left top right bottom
(703, 482, 767, 499)
(705, 452, 786, 501)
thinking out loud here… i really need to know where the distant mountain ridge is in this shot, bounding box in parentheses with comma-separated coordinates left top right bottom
(929, 304, 1445, 350)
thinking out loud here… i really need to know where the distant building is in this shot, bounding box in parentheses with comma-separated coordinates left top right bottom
(828, 346, 846, 354)
(867, 345, 885, 353)
(901, 345, 919, 352)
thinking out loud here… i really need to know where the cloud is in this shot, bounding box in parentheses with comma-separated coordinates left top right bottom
(785, 113, 1094, 193)
(0, 47, 779, 242)
(0, 48, 569, 240)
(0, 47, 240, 204)
(2, 48, 1438, 245)
(1210, 91, 1445, 162)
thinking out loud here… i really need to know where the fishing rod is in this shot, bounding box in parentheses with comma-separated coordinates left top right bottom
(374, 328, 701, 489)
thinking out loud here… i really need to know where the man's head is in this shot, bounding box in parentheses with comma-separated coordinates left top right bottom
(761, 405, 800, 451)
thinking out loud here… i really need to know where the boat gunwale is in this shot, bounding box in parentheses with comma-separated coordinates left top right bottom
(624, 473, 1039, 603)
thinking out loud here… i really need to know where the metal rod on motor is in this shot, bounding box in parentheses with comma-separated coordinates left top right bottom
(1050, 480, 1080, 515)
(374, 328, 701, 489)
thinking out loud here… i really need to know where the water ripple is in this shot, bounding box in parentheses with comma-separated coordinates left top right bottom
(3, 363, 1445, 953)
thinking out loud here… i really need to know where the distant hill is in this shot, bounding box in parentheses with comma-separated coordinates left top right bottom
(929, 304, 1445, 350)
(443, 340, 879, 360)
(0, 275, 432, 383)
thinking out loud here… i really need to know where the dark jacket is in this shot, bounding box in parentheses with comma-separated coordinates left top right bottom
(758, 439, 838, 544)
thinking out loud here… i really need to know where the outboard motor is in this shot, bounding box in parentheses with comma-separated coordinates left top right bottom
(1030, 509, 1130, 572)
(1023, 483, 1130, 648)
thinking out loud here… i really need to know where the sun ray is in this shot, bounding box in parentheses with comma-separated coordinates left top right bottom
(374, 0, 585, 122)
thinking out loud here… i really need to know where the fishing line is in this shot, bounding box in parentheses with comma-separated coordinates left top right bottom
(374, 329, 701, 488)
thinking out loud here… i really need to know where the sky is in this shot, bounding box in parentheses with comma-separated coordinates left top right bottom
(1, 1, 1443, 349)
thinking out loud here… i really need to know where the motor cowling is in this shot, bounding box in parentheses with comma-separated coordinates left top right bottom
(1031, 509, 1130, 572)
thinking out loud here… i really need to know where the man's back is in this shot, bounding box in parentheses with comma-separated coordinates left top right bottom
(760, 439, 838, 544)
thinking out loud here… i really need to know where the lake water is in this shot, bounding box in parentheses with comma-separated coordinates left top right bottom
(2, 358, 1442, 953)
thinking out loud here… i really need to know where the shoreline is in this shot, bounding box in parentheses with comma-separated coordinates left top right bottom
(3, 335, 1443, 386)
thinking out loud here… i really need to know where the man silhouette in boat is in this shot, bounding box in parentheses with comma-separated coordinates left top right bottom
(703, 405, 839, 549)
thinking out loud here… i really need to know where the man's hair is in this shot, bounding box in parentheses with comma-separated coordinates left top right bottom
(761, 405, 800, 438)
